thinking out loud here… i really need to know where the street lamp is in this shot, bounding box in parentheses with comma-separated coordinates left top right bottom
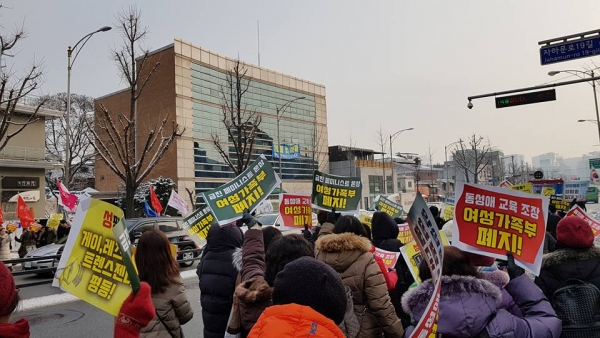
(64, 26, 111, 189)
(276, 96, 305, 191)
(549, 69, 600, 143)
(444, 140, 461, 195)
(578, 119, 599, 125)
(388, 128, 414, 194)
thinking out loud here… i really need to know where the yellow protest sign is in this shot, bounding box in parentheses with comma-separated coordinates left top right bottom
(359, 214, 372, 228)
(400, 232, 449, 283)
(47, 213, 62, 230)
(441, 204, 454, 221)
(542, 186, 555, 197)
(508, 182, 533, 194)
(53, 198, 139, 316)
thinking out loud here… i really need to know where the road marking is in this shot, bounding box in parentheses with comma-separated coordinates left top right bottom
(19, 269, 199, 312)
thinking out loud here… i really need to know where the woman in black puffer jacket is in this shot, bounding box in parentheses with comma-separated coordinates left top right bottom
(371, 211, 414, 329)
(196, 223, 244, 338)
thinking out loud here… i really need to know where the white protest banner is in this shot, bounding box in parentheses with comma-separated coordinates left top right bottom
(372, 247, 400, 270)
(406, 193, 444, 338)
(563, 180, 590, 200)
(452, 182, 548, 275)
(565, 205, 600, 237)
(167, 190, 190, 216)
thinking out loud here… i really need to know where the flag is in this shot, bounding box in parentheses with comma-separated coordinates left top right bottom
(0, 205, 3, 225)
(17, 195, 35, 228)
(167, 190, 189, 215)
(57, 179, 79, 213)
(150, 185, 163, 215)
(144, 200, 159, 218)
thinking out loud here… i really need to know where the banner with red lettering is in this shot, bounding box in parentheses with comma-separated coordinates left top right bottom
(565, 205, 600, 237)
(372, 247, 400, 270)
(453, 182, 548, 275)
(279, 193, 312, 229)
(397, 224, 413, 244)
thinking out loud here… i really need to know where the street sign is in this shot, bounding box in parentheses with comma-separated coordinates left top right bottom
(540, 35, 600, 66)
(495, 89, 556, 109)
(534, 171, 544, 180)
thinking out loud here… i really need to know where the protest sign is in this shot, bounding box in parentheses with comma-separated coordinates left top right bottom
(372, 247, 400, 270)
(550, 196, 571, 212)
(359, 214, 372, 228)
(566, 205, 600, 237)
(397, 224, 413, 244)
(444, 195, 456, 205)
(542, 186, 555, 197)
(181, 206, 214, 247)
(508, 182, 533, 193)
(406, 193, 444, 337)
(377, 196, 403, 218)
(499, 180, 513, 188)
(53, 198, 139, 316)
(400, 233, 449, 283)
(167, 190, 189, 216)
(272, 143, 300, 159)
(453, 182, 548, 275)
(590, 158, 600, 184)
(279, 193, 312, 229)
(563, 181, 590, 200)
(256, 199, 274, 214)
(311, 171, 362, 212)
(441, 204, 454, 221)
(531, 180, 564, 195)
(202, 155, 280, 225)
(47, 213, 63, 230)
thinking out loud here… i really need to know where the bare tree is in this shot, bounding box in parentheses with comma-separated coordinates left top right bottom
(212, 59, 262, 175)
(91, 7, 182, 217)
(452, 134, 492, 184)
(0, 6, 47, 152)
(41, 93, 95, 190)
(185, 187, 197, 211)
(427, 144, 437, 192)
(347, 133, 357, 176)
(373, 125, 388, 193)
(306, 118, 327, 172)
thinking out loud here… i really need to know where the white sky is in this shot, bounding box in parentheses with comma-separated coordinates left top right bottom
(3, 0, 600, 164)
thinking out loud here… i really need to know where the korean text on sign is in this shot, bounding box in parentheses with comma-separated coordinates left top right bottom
(377, 196, 403, 218)
(372, 247, 400, 271)
(279, 193, 312, 229)
(311, 171, 362, 212)
(53, 198, 137, 316)
(453, 182, 548, 275)
(202, 155, 280, 225)
(566, 205, 600, 237)
(182, 206, 214, 246)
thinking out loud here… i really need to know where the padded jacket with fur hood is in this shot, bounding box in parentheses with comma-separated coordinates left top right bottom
(235, 228, 273, 337)
(402, 275, 561, 338)
(315, 233, 403, 338)
(140, 278, 194, 338)
(535, 246, 600, 300)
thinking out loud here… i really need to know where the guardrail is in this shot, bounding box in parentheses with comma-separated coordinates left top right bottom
(3, 248, 204, 289)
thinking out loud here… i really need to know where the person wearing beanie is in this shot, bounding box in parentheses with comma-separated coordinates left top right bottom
(535, 216, 600, 300)
(370, 211, 414, 328)
(429, 206, 446, 230)
(315, 215, 404, 338)
(248, 259, 346, 338)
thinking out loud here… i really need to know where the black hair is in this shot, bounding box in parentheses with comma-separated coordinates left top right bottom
(334, 215, 368, 237)
(362, 223, 372, 240)
(265, 234, 313, 286)
(419, 246, 480, 281)
(262, 226, 283, 252)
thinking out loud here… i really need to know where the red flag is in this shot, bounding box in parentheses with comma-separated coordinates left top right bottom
(17, 195, 35, 228)
(150, 185, 163, 215)
(0, 205, 3, 225)
(57, 179, 79, 213)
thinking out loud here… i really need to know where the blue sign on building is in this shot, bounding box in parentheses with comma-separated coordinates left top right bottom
(272, 144, 301, 160)
(540, 35, 600, 65)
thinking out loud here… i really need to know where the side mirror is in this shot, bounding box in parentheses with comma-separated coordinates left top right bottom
(130, 231, 142, 241)
(275, 223, 280, 227)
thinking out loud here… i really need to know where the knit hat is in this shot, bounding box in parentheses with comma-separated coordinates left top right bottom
(556, 216, 594, 249)
(429, 206, 439, 217)
(372, 211, 399, 240)
(464, 251, 495, 267)
(0, 262, 18, 316)
(272, 257, 347, 325)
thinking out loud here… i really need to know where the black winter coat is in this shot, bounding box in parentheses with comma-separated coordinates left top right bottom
(371, 212, 414, 329)
(534, 246, 600, 301)
(197, 224, 244, 338)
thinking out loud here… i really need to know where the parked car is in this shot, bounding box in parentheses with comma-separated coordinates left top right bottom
(23, 236, 67, 275)
(127, 217, 202, 267)
(586, 186, 599, 203)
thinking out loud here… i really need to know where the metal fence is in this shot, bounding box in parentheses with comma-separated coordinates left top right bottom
(3, 248, 204, 289)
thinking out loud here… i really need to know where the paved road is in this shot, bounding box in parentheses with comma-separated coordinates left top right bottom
(13, 278, 204, 338)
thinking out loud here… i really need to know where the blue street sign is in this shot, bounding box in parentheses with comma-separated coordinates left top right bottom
(540, 35, 600, 65)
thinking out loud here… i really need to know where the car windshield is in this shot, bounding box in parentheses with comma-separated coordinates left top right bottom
(587, 187, 596, 193)
(256, 214, 278, 226)
(125, 220, 139, 230)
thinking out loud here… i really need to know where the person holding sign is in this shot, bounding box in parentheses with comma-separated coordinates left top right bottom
(401, 247, 561, 337)
(135, 230, 194, 337)
(315, 216, 403, 337)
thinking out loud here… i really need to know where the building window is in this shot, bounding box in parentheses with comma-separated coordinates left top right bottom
(408, 181, 413, 188)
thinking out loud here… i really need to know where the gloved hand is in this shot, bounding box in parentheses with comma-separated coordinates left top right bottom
(301, 224, 312, 241)
(326, 208, 340, 224)
(115, 282, 155, 336)
(506, 252, 525, 280)
(237, 209, 260, 228)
